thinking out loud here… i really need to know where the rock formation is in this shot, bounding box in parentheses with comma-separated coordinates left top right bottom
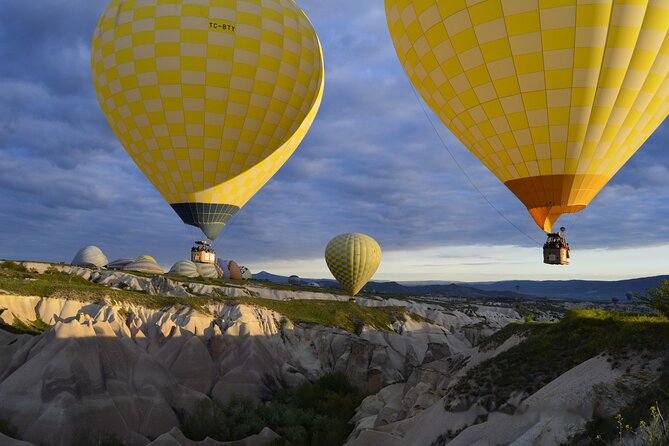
(0, 291, 492, 446)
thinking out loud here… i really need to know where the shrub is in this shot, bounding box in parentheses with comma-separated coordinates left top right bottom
(0, 419, 18, 438)
(0, 261, 28, 272)
(452, 310, 669, 410)
(181, 373, 365, 446)
(637, 280, 669, 317)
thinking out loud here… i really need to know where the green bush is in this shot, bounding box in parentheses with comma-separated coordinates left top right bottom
(637, 280, 669, 317)
(452, 310, 669, 409)
(0, 419, 18, 439)
(181, 373, 366, 446)
(0, 261, 28, 272)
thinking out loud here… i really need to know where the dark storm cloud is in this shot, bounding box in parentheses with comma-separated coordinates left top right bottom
(0, 0, 668, 271)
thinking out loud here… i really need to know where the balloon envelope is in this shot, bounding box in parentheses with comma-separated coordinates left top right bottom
(196, 262, 219, 279)
(92, 0, 324, 239)
(72, 246, 108, 269)
(124, 257, 164, 274)
(385, 0, 669, 231)
(325, 233, 382, 296)
(169, 260, 199, 278)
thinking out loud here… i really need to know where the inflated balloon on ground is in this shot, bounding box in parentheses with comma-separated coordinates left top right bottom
(71, 246, 108, 269)
(106, 258, 134, 270)
(196, 262, 219, 279)
(168, 260, 199, 278)
(216, 259, 243, 280)
(123, 257, 164, 274)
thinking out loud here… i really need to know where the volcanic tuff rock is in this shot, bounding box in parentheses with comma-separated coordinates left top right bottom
(0, 292, 497, 446)
(344, 353, 656, 446)
(2, 262, 662, 445)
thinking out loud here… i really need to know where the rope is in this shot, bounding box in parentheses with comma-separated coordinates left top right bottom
(407, 82, 542, 246)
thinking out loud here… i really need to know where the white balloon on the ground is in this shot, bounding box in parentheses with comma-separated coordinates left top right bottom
(71, 246, 108, 269)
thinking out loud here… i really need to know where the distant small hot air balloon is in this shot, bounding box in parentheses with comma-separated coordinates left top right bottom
(385, 0, 669, 232)
(92, 0, 324, 240)
(325, 233, 382, 296)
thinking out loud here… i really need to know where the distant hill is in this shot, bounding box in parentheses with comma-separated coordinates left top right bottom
(254, 271, 529, 299)
(360, 281, 529, 299)
(254, 272, 669, 301)
(254, 271, 293, 284)
(468, 276, 669, 301)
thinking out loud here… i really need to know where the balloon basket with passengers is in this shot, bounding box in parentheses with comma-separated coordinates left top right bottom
(543, 228, 570, 266)
(191, 241, 216, 264)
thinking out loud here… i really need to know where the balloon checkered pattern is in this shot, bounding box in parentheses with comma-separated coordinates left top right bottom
(91, 0, 324, 239)
(325, 233, 382, 296)
(385, 0, 669, 231)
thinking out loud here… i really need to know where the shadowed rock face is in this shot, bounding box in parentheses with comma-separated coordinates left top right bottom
(0, 294, 478, 446)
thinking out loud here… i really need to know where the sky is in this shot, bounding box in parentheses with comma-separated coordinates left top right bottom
(0, 0, 668, 282)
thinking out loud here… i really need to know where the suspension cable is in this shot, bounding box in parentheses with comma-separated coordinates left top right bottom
(406, 82, 542, 246)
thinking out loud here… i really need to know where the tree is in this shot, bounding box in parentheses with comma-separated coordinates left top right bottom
(637, 280, 669, 317)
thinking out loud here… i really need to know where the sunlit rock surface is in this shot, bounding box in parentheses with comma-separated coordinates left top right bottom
(0, 291, 490, 446)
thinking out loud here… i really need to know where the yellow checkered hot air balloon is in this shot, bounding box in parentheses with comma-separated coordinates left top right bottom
(91, 0, 324, 240)
(325, 233, 382, 296)
(385, 0, 669, 232)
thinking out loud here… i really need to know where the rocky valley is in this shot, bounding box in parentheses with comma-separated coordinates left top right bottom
(0, 262, 666, 446)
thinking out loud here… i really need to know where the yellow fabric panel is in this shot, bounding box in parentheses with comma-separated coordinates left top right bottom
(325, 233, 382, 296)
(385, 0, 669, 231)
(92, 0, 324, 208)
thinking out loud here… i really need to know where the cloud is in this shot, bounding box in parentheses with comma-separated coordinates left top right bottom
(0, 0, 667, 279)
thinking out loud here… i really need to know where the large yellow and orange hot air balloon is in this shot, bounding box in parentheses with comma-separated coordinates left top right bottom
(385, 0, 669, 232)
(92, 0, 324, 240)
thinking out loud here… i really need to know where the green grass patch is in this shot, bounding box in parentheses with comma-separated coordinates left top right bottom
(577, 363, 669, 444)
(248, 278, 350, 295)
(181, 373, 366, 446)
(0, 419, 18, 439)
(7, 314, 50, 335)
(0, 267, 225, 312)
(451, 309, 669, 409)
(0, 267, 408, 333)
(236, 297, 410, 333)
(0, 260, 29, 273)
(476, 322, 540, 351)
